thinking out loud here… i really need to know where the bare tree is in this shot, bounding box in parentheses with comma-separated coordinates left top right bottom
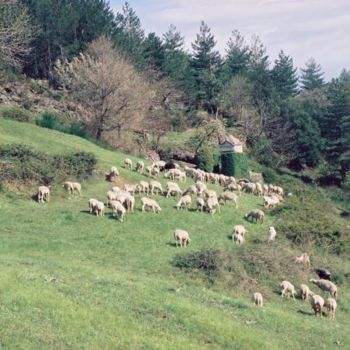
(0, 0, 33, 68)
(55, 37, 152, 140)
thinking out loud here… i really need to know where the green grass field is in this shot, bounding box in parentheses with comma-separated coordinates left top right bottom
(0, 118, 349, 349)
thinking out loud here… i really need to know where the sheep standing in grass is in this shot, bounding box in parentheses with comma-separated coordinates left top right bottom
(37, 186, 50, 203)
(94, 201, 105, 216)
(107, 190, 117, 207)
(124, 158, 132, 170)
(218, 191, 239, 208)
(325, 298, 337, 320)
(184, 185, 198, 196)
(166, 182, 183, 198)
(309, 294, 325, 317)
(146, 165, 160, 177)
(309, 279, 338, 299)
(195, 181, 207, 196)
(206, 196, 221, 214)
(124, 184, 137, 195)
(88, 198, 99, 213)
(63, 181, 74, 194)
(137, 181, 149, 195)
(245, 209, 264, 223)
(280, 281, 296, 299)
(150, 181, 163, 195)
(110, 166, 119, 176)
(176, 195, 192, 210)
(233, 225, 246, 238)
(110, 200, 126, 222)
(267, 227, 277, 242)
(135, 160, 144, 173)
(196, 197, 205, 212)
(174, 229, 190, 247)
(300, 284, 313, 301)
(232, 233, 244, 245)
(252, 292, 263, 307)
(72, 182, 81, 195)
(141, 197, 161, 213)
(111, 186, 121, 193)
(295, 253, 310, 267)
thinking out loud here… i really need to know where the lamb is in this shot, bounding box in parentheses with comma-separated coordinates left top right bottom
(206, 196, 221, 214)
(94, 201, 105, 216)
(267, 226, 277, 242)
(245, 209, 265, 223)
(88, 198, 99, 213)
(309, 294, 325, 317)
(165, 182, 183, 198)
(325, 298, 337, 320)
(149, 180, 163, 195)
(232, 233, 244, 245)
(280, 281, 296, 299)
(218, 191, 239, 208)
(37, 185, 50, 203)
(232, 225, 247, 237)
(135, 160, 144, 173)
(141, 197, 161, 213)
(176, 195, 192, 210)
(124, 158, 132, 170)
(174, 229, 190, 248)
(295, 253, 310, 267)
(300, 284, 313, 301)
(252, 292, 263, 307)
(196, 197, 205, 212)
(309, 279, 337, 299)
(110, 200, 126, 222)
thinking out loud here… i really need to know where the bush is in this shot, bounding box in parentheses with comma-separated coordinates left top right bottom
(0, 144, 97, 185)
(1, 106, 31, 122)
(195, 143, 214, 172)
(250, 137, 281, 168)
(221, 152, 248, 177)
(262, 167, 277, 184)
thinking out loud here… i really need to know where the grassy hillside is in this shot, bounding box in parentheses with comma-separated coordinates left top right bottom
(0, 118, 349, 349)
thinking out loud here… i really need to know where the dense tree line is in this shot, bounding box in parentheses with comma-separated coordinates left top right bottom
(1, 1, 350, 180)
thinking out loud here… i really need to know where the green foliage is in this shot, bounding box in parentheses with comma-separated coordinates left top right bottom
(300, 58, 325, 90)
(221, 152, 248, 177)
(195, 143, 214, 172)
(0, 144, 96, 184)
(0, 106, 32, 122)
(249, 136, 281, 168)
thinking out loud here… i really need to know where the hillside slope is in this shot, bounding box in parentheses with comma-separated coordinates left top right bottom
(0, 119, 349, 349)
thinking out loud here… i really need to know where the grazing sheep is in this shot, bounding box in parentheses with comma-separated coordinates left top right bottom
(309, 279, 337, 299)
(232, 233, 244, 245)
(184, 185, 198, 196)
(152, 160, 166, 169)
(107, 190, 117, 206)
(137, 181, 149, 195)
(252, 292, 263, 307)
(196, 197, 205, 212)
(195, 181, 207, 195)
(63, 181, 74, 194)
(124, 183, 137, 195)
(110, 200, 126, 222)
(135, 160, 144, 173)
(94, 201, 105, 216)
(206, 196, 221, 214)
(280, 281, 296, 299)
(124, 158, 132, 170)
(37, 186, 50, 203)
(88, 198, 99, 213)
(149, 180, 163, 195)
(233, 225, 247, 237)
(72, 182, 81, 195)
(176, 195, 192, 210)
(115, 192, 135, 213)
(218, 191, 239, 208)
(263, 195, 280, 209)
(295, 253, 310, 267)
(315, 268, 331, 281)
(166, 182, 183, 198)
(146, 165, 160, 177)
(243, 182, 256, 194)
(267, 227, 277, 242)
(300, 284, 313, 301)
(325, 298, 337, 320)
(204, 189, 218, 200)
(110, 166, 119, 176)
(141, 197, 161, 213)
(111, 186, 121, 193)
(174, 229, 190, 248)
(309, 294, 325, 317)
(245, 209, 265, 223)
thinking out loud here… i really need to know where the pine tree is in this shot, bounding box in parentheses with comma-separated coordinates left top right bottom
(143, 32, 165, 71)
(300, 58, 325, 90)
(190, 21, 222, 113)
(271, 50, 298, 99)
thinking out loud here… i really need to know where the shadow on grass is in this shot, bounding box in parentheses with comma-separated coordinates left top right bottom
(166, 242, 177, 248)
(80, 210, 91, 215)
(297, 309, 314, 316)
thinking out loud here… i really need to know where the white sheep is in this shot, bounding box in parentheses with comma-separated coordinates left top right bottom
(174, 229, 190, 248)
(300, 284, 313, 301)
(110, 200, 126, 222)
(218, 191, 239, 208)
(280, 281, 296, 299)
(109, 166, 119, 176)
(206, 196, 221, 214)
(232, 233, 244, 245)
(141, 197, 161, 213)
(309, 279, 337, 299)
(252, 292, 263, 307)
(63, 181, 74, 194)
(267, 227, 277, 242)
(124, 183, 137, 195)
(94, 201, 105, 216)
(204, 189, 218, 200)
(72, 182, 81, 195)
(309, 294, 325, 317)
(245, 209, 265, 223)
(106, 190, 117, 206)
(135, 160, 144, 173)
(196, 197, 205, 212)
(166, 182, 183, 198)
(37, 186, 50, 203)
(233, 225, 247, 237)
(295, 253, 310, 267)
(184, 185, 198, 196)
(176, 195, 192, 210)
(137, 181, 149, 195)
(115, 192, 135, 213)
(255, 182, 264, 196)
(325, 298, 337, 320)
(124, 158, 132, 170)
(111, 186, 121, 193)
(195, 181, 207, 195)
(88, 198, 99, 213)
(149, 180, 163, 195)
(146, 165, 160, 177)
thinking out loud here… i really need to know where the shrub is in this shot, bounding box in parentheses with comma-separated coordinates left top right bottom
(262, 167, 277, 184)
(221, 152, 248, 177)
(1, 106, 31, 122)
(250, 137, 281, 168)
(195, 143, 214, 172)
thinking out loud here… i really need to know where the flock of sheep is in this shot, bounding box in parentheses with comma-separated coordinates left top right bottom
(36, 157, 340, 320)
